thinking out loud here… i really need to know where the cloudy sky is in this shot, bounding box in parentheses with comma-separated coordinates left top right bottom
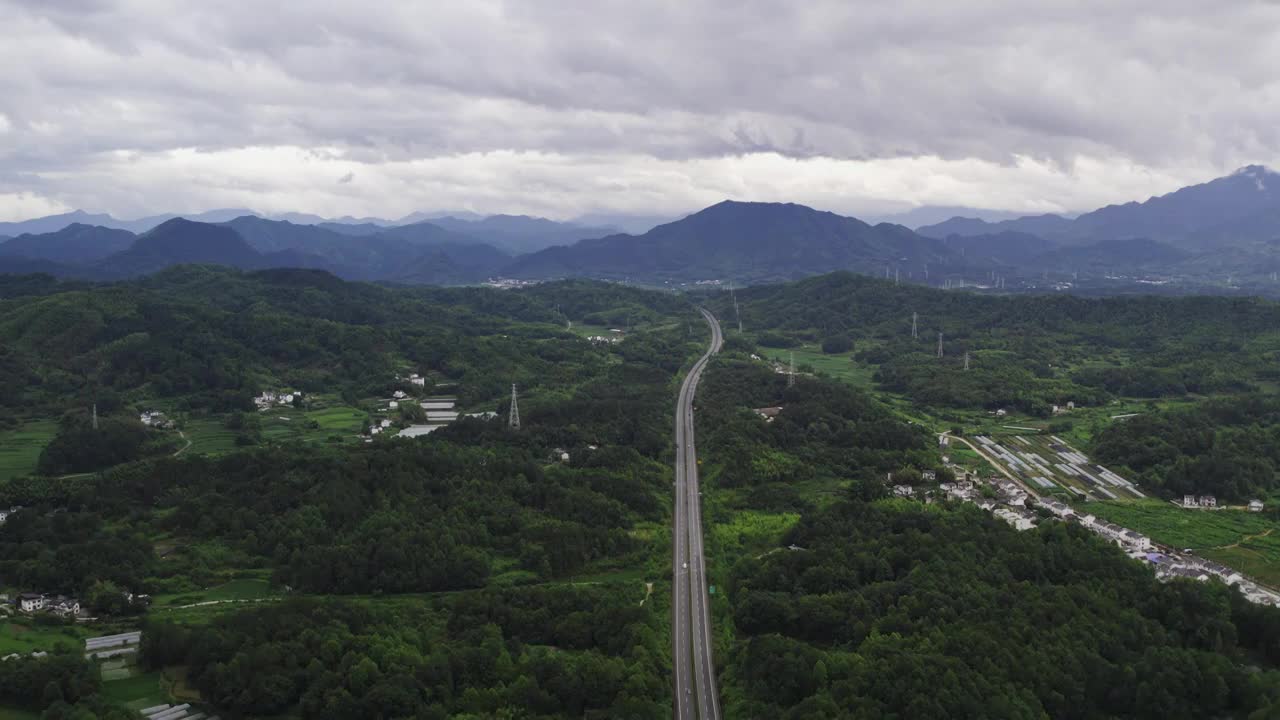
(2, 0, 1279, 223)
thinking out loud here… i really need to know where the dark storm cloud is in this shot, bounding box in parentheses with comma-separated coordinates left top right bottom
(0, 0, 1278, 218)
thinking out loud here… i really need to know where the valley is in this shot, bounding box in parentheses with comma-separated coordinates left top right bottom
(7, 261, 1280, 717)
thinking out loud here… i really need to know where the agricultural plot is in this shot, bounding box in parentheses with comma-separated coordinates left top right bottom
(0, 621, 92, 655)
(99, 656, 169, 713)
(780, 346, 877, 389)
(973, 433, 1144, 500)
(0, 420, 57, 482)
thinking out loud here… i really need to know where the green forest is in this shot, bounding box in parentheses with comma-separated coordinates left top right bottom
(0, 269, 699, 718)
(1092, 394, 1280, 502)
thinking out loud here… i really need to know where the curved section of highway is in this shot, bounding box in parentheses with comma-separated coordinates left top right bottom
(673, 308, 723, 720)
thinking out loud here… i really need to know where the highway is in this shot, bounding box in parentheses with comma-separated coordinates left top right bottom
(673, 308, 724, 720)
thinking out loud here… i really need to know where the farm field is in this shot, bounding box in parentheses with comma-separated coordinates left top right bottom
(0, 420, 57, 482)
(151, 577, 277, 608)
(183, 402, 368, 457)
(98, 653, 173, 713)
(181, 417, 240, 455)
(973, 432, 1145, 500)
(777, 345, 877, 389)
(1087, 500, 1280, 587)
(0, 620, 93, 655)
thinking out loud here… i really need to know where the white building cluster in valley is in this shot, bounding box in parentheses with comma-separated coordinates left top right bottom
(254, 390, 302, 411)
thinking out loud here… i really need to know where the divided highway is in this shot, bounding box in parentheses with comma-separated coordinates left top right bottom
(673, 308, 724, 720)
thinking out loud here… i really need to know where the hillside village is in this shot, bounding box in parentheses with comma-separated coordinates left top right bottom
(919, 435, 1280, 608)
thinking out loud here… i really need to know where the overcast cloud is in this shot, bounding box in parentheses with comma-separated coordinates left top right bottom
(1, 0, 1279, 222)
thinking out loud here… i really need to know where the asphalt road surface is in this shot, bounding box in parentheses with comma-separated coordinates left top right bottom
(672, 308, 723, 720)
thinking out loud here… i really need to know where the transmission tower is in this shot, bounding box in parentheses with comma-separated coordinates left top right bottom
(964, 351, 970, 371)
(508, 384, 521, 430)
(92, 403, 98, 431)
(911, 312, 918, 340)
(787, 352, 796, 388)
(894, 268, 900, 286)
(937, 332, 944, 359)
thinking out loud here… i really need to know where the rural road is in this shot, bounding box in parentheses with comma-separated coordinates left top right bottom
(673, 307, 723, 720)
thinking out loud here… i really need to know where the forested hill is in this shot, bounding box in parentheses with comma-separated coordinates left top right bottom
(0, 276, 701, 718)
(705, 271, 1280, 416)
(0, 266, 692, 418)
(504, 200, 962, 283)
(722, 270, 1280, 337)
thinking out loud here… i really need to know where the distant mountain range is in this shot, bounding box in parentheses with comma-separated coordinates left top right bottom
(0, 209, 624, 253)
(6, 166, 1280, 286)
(917, 166, 1280, 251)
(0, 216, 513, 284)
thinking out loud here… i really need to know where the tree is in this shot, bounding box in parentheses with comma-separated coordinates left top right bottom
(820, 335, 853, 354)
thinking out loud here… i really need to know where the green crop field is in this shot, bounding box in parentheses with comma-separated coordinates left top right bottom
(182, 417, 240, 455)
(101, 669, 167, 707)
(152, 576, 277, 608)
(0, 621, 93, 655)
(0, 420, 57, 482)
(773, 346, 877, 389)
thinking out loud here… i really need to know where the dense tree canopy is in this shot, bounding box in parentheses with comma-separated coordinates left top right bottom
(140, 589, 669, 720)
(1092, 394, 1280, 501)
(0, 267, 694, 420)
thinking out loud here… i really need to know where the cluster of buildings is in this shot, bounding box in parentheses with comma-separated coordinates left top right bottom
(253, 390, 302, 411)
(484, 278, 537, 289)
(1051, 401, 1077, 415)
(1035, 497, 1153, 551)
(958, 433, 1280, 608)
(368, 391, 496, 440)
(1177, 494, 1265, 513)
(0, 506, 18, 524)
(586, 333, 623, 344)
(138, 410, 173, 429)
(928, 477, 1038, 527)
(1182, 494, 1218, 508)
(1152, 556, 1280, 606)
(1026, 489, 1280, 606)
(14, 592, 81, 617)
